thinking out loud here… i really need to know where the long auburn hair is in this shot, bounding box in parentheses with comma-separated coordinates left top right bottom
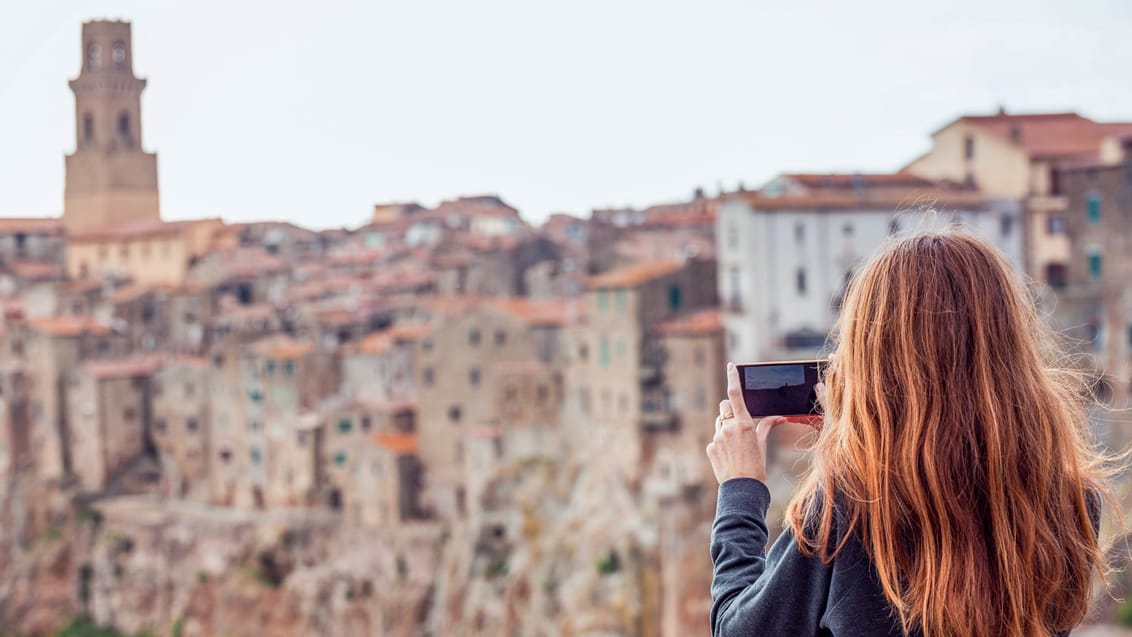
(786, 227, 1112, 637)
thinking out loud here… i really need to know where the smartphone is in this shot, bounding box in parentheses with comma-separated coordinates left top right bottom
(736, 360, 827, 419)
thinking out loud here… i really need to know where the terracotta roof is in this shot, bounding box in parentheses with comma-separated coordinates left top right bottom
(488, 298, 575, 327)
(954, 112, 1132, 160)
(110, 284, 154, 304)
(734, 189, 987, 211)
(371, 432, 418, 454)
(387, 322, 436, 342)
(350, 332, 394, 355)
(23, 315, 111, 337)
(71, 219, 193, 242)
(586, 260, 684, 289)
(82, 355, 163, 379)
(652, 308, 723, 336)
(6, 260, 64, 281)
(248, 336, 315, 360)
(782, 173, 937, 189)
(0, 217, 63, 235)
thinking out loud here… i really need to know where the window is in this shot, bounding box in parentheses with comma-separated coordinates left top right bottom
(448, 405, 462, 423)
(423, 368, 434, 385)
(83, 113, 94, 143)
(117, 112, 130, 141)
(1000, 214, 1014, 237)
(1045, 263, 1068, 290)
(154, 419, 167, 433)
(794, 222, 805, 243)
(964, 134, 975, 160)
(124, 407, 136, 422)
(1088, 249, 1103, 281)
(615, 289, 627, 311)
(265, 360, 275, 376)
(728, 267, 741, 308)
(422, 338, 434, 353)
(796, 268, 808, 295)
(599, 336, 611, 369)
(536, 385, 549, 405)
(335, 451, 347, 466)
(494, 330, 506, 346)
(598, 290, 609, 312)
(667, 285, 682, 311)
(469, 368, 480, 387)
(86, 42, 101, 71)
(112, 41, 126, 68)
(361, 416, 372, 432)
(251, 448, 262, 464)
(578, 343, 588, 362)
(186, 418, 198, 432)
(693, 347, 706, 368)
(842, 223, 853, 237)
(219, 449, 232, 463)
(1087, 193, 1101, 224)
(469, 328, 481, 346)
(338, 419, 353, 434)
(1047, 216, 1066, 235)
(250, 421, 261, 432)
(283, 360, 295, 376)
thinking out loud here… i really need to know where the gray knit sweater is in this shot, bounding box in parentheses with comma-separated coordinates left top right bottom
(710, 477, 1096, 636)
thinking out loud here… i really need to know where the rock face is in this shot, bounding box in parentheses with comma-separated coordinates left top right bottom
(0, 452, 716, 637)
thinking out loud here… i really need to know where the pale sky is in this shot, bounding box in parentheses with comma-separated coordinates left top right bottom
(1, 1, 1131, 229)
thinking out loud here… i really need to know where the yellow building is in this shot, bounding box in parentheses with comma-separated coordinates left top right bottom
(65, 218, 223, 285)
(903, 109, 1132, 286)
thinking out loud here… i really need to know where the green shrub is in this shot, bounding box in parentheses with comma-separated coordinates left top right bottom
(1118, 596, 1132, 627)
(595, 549, 621, 576)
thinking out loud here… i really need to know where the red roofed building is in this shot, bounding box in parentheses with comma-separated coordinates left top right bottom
(903, 108, 1132, 284)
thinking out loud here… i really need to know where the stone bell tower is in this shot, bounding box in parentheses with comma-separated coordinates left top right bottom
(63, 20, 160, 234)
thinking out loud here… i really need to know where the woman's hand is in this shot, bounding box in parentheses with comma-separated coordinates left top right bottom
(705, 362, 787, 485)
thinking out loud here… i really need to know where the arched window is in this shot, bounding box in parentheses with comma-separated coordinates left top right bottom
(83, 113, 94, 143)
(112, 41, 127, 69)
(86, 42, 101, 71)
(117, 111, 130, 143)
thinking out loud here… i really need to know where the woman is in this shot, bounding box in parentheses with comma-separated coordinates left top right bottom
(707, 229, 1109, 637)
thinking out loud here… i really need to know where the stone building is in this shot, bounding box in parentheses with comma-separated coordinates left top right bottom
(240, 336, 339, 508)
(309, 396, 419, 526)
(0, 218, 65, 268)
(64, 355, 162, 492)
(903, 109, 1132, 285)
(562, 258, 718, 483)
(66, 219, 224, 285)
(64, 20, 160, 234)
(151, 357, 211, 500)
(412, 301, 560, 519)
(0, 362, 33, 480)
(1055, 138, 1132, 433)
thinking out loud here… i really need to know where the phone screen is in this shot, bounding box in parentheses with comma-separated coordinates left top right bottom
(736, 360, 826, 418)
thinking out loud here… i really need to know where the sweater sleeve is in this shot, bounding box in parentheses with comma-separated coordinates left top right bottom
(710, 478, 834, 637)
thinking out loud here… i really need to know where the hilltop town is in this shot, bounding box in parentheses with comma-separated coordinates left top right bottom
(1, 19, 1131, 637)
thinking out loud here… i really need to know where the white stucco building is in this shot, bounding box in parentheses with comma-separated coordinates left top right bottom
(716, 173, 1023, 363)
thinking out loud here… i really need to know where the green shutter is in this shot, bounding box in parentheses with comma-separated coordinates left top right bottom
(1087, 194, 1101, 224)
(338, 419, 353, 434)
(1089, 252, 1103, 280)
(335, 451, 347, 466)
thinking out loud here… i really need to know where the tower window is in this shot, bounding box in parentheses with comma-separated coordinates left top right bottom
(118, 112, 131, 143)
(112, 41, 127, 69)
(86, 42, 101, 71)
(83, 113, 94, 143)
(796, 268, 808, 295)
(964, 134, 975, 160)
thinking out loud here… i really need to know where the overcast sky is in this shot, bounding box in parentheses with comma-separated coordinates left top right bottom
(1, 1, 1130, 229)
